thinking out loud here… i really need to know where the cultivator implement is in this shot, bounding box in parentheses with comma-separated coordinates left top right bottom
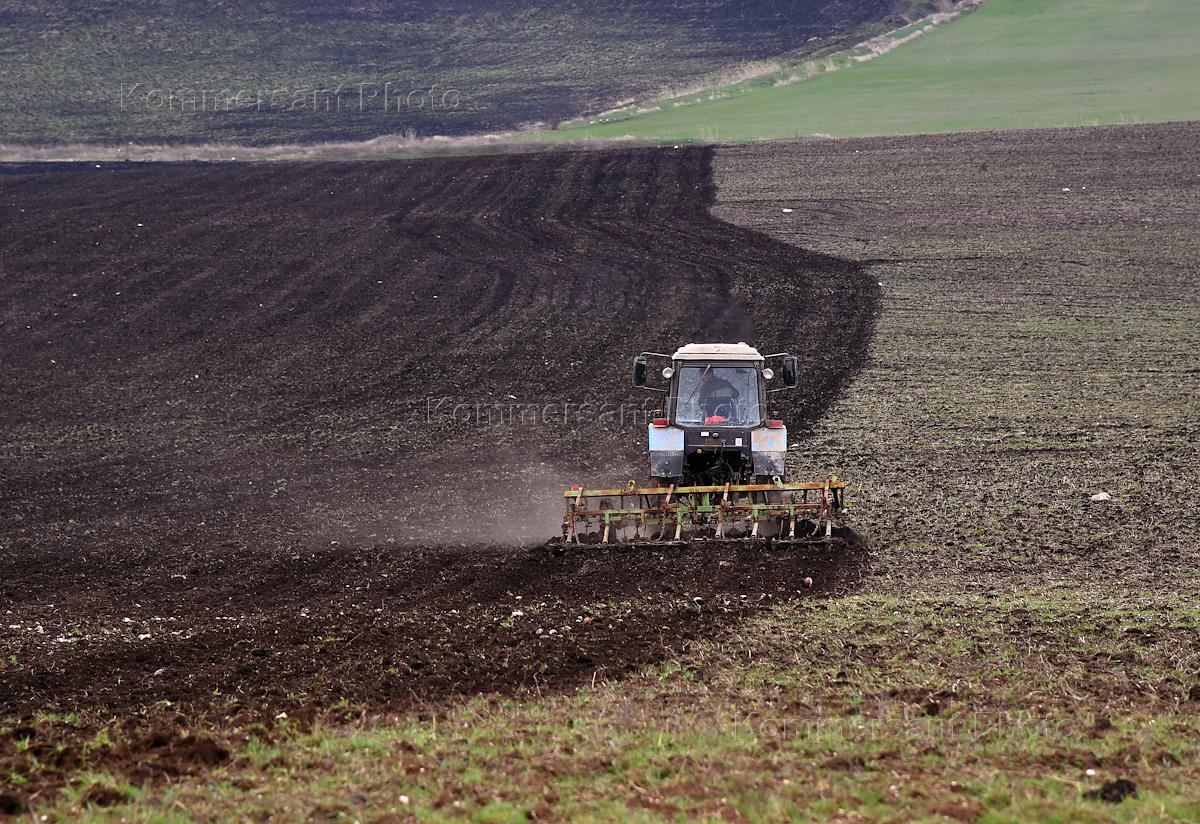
(562, 477, 845, 546)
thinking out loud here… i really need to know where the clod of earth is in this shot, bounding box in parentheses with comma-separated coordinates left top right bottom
(1084, 779, 1137, 803)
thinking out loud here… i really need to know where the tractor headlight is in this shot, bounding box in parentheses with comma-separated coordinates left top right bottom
(762, 368, 774, 380)
(661, 366, 674, 379)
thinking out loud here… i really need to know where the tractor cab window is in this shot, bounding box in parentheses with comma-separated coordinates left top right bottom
(674, 365, 759, 427)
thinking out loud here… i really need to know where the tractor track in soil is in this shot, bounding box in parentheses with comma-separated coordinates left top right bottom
(0, 147, 876, 803)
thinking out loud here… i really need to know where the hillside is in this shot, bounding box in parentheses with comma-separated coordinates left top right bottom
(0, 0, 908, 145)
(559, 0, 1200, 140)
(3, 122, 1199, 819)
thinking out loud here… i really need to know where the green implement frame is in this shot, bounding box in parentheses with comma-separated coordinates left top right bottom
(563, 478, 845, 546)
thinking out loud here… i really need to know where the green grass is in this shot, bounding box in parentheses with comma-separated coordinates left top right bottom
(556, 0, 1200, 141)
(32, 593, 1200, 821)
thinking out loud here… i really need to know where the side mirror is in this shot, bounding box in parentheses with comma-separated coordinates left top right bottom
(782, 356, 799, 388)
(632, 355, 648, 388)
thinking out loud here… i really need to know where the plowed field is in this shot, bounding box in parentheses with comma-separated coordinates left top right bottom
(0, 148, 875, 807)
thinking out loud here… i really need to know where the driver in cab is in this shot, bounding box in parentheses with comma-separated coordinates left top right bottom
(698, 369, 738, 425)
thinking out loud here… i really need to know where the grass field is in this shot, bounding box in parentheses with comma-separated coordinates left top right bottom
(557, 0, 1200, 141)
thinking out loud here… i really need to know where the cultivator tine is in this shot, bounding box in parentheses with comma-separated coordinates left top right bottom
(654, 484, 676, 542)
(823, 477, 833, 541)
(714, 482, 731, 539)
(565, 485, 585, 544)
(561, 477, 847, 548)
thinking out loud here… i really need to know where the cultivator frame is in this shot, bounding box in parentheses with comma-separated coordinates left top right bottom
(562, 477, 845, 546)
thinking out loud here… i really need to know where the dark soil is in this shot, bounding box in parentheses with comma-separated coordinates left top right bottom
(1085, 779, 1138, 804)
(0, 147, 876, 805)
(1, 541, 864, 719)
(0, 147, 874, 552)
(0, 1, 905, 144)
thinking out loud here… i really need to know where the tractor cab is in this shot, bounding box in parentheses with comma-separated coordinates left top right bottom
(632, 342, 798, 485)
(672, 362, 761, 427)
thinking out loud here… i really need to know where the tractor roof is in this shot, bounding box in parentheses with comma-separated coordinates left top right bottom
(671, 342, 764, 362)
